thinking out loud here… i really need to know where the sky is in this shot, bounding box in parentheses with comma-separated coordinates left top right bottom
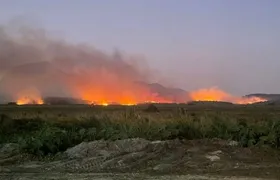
(0, 0, 279, 95)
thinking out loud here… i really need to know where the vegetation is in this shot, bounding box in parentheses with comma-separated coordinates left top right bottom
(0, 104, 280, 156)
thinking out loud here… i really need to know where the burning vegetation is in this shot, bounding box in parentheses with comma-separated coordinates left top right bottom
(16, 96, 44, 105)
(13, 87, 267, 105)
(0, 24, 267, 105)
(189, 87, 267, 105)
(14, 88, 44, 105)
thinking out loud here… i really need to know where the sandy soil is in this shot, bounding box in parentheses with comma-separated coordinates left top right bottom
(1, 139, 279, 180)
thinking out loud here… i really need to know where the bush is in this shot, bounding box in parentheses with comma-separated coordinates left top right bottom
(0, 111, 280, 156)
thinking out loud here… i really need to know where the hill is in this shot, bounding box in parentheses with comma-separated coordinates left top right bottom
(136, 82, 190, 102)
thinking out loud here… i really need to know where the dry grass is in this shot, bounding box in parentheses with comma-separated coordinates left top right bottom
(0, 104, 280, 156)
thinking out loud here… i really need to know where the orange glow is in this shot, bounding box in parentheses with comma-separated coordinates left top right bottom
(81, 91, 173, 105)
(16, 96, 44, 105)
(15, 88, 44, 105)
(13, 84, 266, 106)
(101, 102, 108, 106)
(189, 87, 267, 104)
(67, 71, 175, 105)
(235, 96, 267, 104)
(190, 87, 232, 102)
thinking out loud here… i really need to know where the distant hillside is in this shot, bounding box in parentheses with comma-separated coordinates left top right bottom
(147, 83, 190, 102)
(136, 82, 190, 102)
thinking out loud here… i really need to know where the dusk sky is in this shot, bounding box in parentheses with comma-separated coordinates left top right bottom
(0, 0, 279, 95)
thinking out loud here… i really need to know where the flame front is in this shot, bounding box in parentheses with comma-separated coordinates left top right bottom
(67, 71, 175, 105)
(189, 87, 267, 104)
(235, 96, 267, 104)
(80, 88, 173, 106)
(15, 88, 44, 105)
(16, 96, 44, 105)
(14, 86, 267, 105)
(189, 87, 232, 102)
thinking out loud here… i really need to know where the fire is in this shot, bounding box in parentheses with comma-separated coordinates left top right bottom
(235, 96, 267, 104)
(12, 85, 267, 105)
(189, 87, 232, 102)
(15, 88, 44, 105)
(101, 102, 108, 106)
(70, 75, 175, 105)
(16, 96, 44, 105)
(189, 87, 267, 104)
(0, 25, 270, 107)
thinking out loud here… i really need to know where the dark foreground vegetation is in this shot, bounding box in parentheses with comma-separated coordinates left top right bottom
(1, 103, 280, 156)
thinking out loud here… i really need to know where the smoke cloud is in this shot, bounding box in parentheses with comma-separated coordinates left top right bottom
(0, 22, 267, 105)
(0, 23, 185, 104)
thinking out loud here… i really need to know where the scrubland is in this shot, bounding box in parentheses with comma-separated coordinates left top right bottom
(1, 103, 279, 156)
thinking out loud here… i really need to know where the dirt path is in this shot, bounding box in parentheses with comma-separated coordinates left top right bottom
(0, 172, 275, 180)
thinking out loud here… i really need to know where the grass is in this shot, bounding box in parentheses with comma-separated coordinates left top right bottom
(0, 104, 280, 156)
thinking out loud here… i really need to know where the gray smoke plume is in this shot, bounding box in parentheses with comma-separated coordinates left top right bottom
(0, 23, 189, 104)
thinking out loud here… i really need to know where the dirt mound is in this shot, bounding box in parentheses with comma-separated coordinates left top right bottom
(0, 139, 280, 179)
(144, 104, 160, 112)
(65, 138, 151, 159)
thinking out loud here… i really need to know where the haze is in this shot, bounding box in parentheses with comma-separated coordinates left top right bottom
(0, 0, 280, 96)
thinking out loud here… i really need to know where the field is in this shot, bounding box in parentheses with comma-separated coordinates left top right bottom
(1, 103, 280, 179)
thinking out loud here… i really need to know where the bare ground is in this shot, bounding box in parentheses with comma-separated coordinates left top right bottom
(0, 139, 280, 180)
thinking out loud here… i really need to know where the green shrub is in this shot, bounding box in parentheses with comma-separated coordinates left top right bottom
(0, 110, 280, 156)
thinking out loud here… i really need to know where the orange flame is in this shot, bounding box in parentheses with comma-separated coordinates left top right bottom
(13, 85, 266, 106)
(189, 87, 267, 104)
(235, 96, 267, 104)
(189, 87, 232, 102)
(68, 74, 175, 105)
(16, 96, 44, 105)
(15, 88, 44, 105)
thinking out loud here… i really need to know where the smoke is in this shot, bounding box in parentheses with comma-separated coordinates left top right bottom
(0, 23, 162, 103)
(0, 22, 268, 105)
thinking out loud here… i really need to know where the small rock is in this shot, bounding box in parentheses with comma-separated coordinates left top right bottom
(151, 140, 162, 144)
(205, 155, 220, 162)
(228, 140, 239, 146)
(205, 150, 222, 161)
(209, 150, 222, 156)
(153, 163, 173, 171)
